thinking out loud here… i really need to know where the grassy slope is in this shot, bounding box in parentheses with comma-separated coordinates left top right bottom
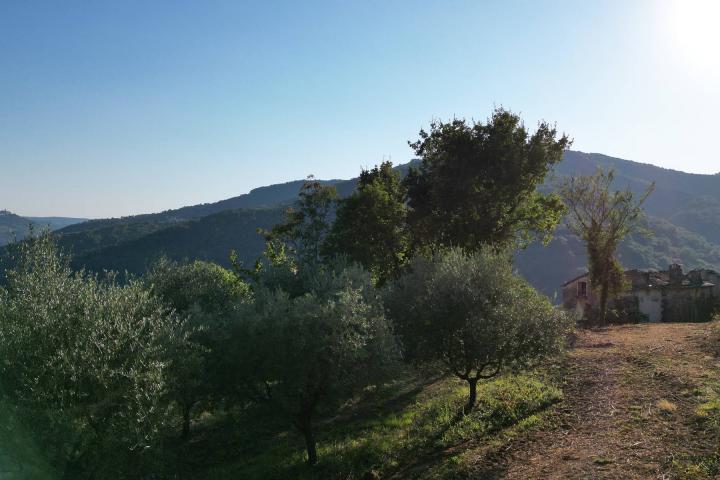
(169, 322, 720, 480)
(172, 372, 562, 480)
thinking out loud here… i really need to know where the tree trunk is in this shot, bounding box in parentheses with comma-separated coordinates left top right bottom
(599, 280, 609, 327)
(465, 378, 478, 413)
(181, 405, 191, 439)
(300, 418, 318, 466)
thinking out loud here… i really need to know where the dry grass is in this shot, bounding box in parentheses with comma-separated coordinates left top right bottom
(656, 398, 678, 413)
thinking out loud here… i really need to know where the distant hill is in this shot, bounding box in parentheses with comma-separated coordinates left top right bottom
(0, 210, 86, 246)
(57, 178, 357, 236)
(4, 152, 720, 297)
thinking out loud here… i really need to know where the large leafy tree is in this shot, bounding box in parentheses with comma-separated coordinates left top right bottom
(385, 247, 571, 412)
(405, 108, 570, 250)
(0, 234, 187, 478)
(236, 260, 398, 465)
(559, 169, 654, 324)
(324, 161, 409, 285)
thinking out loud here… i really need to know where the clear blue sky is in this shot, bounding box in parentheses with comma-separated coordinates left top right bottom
(2, 0, 719, 218)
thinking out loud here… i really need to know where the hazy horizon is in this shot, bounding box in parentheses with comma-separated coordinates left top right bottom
(5, 149, 718, 220)
(2, 0, 719, 218)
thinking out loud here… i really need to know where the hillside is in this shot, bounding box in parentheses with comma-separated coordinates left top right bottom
(6, 152, 720, 296)
(57, 178, 356, 236)
(63, 207, 285, 274)
(0, 210, 86, 246)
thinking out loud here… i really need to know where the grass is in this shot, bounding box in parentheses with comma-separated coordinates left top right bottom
(666, 319, 720, 479)
(175, 373, 562, 479)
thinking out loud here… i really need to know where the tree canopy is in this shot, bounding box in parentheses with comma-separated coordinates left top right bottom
(145, 258, 249, 438)
(262, 176, 337, 266)
(324, 161, 409, 284)
(405, 108, 570, 250)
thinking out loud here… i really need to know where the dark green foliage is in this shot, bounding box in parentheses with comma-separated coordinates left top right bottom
(385, 247, 572, 410)
(0, 233, 187, 478)
(64, 207, 286, 275)
(324, 161, 410, 285)
(405, 108, 570, 250)
(262, 177, 338, 266)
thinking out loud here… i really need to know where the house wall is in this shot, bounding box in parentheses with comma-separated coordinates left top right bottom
(700, 271, 720, 298)
(635, 289, 662, 323)
(562, 277, 594, 317)
(562, 268, 719, 324)
(662, 286, 717, 323)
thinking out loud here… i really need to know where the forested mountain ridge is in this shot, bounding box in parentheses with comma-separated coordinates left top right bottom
(6, 152, 720, 296)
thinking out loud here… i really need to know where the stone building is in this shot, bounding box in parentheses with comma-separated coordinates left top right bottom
(562, 264, 720, 323)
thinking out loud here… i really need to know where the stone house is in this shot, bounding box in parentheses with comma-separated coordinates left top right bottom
(562, 264, 720, 323)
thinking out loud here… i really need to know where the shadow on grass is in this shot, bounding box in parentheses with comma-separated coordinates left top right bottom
(163, 372, 561, 480)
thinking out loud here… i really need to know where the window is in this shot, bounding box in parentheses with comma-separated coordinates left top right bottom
(577, 281, 587, 297)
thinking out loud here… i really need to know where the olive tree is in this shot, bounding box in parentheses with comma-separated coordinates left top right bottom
(0, 234, 188, 478)
(145, 258, 249, 438)
(237, 261, 398, 465)
(385, 247, 571, 412)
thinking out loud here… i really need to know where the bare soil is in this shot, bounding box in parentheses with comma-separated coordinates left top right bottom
(467, 323, 720, 479)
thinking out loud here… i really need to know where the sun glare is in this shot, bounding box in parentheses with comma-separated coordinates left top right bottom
(663, 0, 720, 77)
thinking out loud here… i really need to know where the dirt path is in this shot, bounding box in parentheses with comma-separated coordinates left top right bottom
(472, 323, 720, 479)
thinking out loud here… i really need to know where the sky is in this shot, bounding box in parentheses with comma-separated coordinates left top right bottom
(1, 0, 719, 218)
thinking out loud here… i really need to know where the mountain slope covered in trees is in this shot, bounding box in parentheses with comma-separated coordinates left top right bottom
(6, 152, 720, 297)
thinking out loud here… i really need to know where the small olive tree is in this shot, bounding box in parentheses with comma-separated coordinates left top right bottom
(146, 258, 249, 438)
(237, 261, 398, 465)
(385, 247, 571, 411)
(0, 234, 188, 478)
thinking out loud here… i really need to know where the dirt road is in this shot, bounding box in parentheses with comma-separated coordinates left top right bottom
(476, 323, 720, 479)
